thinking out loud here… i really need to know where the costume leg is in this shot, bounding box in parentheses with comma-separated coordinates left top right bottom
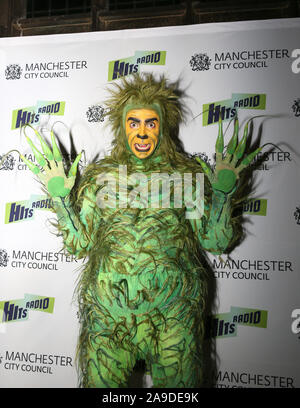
(77, 283, 140, 388)
(81, 335, 137, 388)
(150, 319, 203, 388)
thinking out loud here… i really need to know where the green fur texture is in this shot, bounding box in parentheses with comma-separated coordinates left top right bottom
(51, 73, 241, 387)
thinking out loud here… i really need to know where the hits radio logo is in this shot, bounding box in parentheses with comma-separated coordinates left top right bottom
(108, 51, 166, 81)
(11, 100, 65, 130)
(202, 93, 266, 126)
(0, 294, 55, 324)
(5, 195, 53, 224)
(243, 198, 267, 216)
(210, 306, 268, 338)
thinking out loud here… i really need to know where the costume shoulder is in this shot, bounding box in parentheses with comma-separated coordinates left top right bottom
(78, 157, 118, 186)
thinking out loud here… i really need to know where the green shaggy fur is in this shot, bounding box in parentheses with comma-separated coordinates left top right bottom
(52, 73, 242, 387)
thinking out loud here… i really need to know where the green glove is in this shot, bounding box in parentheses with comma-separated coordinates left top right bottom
(195, 117, 261, 194)
(20, 126, 82, 198)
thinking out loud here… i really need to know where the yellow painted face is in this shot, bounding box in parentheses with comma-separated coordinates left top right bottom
(125, 108, 160, 159)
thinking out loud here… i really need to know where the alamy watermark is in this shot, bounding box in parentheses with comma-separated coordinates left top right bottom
(96, 165, 204, 220)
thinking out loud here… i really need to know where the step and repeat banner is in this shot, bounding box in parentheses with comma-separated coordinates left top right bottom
(0, 18, 299, 388)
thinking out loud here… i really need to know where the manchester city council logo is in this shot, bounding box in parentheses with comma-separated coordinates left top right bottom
(189, 53, 212, 71)
(5, 64, 22, 80)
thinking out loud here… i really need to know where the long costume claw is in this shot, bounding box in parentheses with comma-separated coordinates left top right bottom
(216, 117, 224, 154)
(240, 147, 262, 167)
(50, 131, 63, 162)
(25, 136, 47, 167)
(20, 154, 40, 175)
(34, 130, 54, 161)
(68, 152, 82, 177)
(226, 118, 239, 155)
(234, 122, 249, 160)
(195, 156, 212, 178)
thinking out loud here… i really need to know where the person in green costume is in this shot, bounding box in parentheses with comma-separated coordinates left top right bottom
(21, 73, 261, 388)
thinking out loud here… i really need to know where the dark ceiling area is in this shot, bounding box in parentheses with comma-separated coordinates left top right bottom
(0, 0, 299, 37)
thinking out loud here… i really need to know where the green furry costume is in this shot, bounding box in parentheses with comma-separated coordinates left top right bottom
(21, 73, 259, 387)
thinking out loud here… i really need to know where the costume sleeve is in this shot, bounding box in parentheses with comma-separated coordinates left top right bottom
(189, 186, 234, 255)
(51, 181, 100, 259)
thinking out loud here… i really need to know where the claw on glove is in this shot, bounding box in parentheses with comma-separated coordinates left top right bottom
(50, 131, 63, 162)
(68, 152, 82, 177)
(195, 156, 212, 178)
(33, 129, 54, 161)
(20, 154, 40, 175)
(234, 121, 248, 161)
(239, 146, 262, 169)
(226, 118, 239, 156)
(216, 117, 224, 154)
(25, 136, 47, 167)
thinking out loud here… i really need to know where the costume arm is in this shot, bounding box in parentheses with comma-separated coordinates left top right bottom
(20, 126, 100, 258)
(191, 117, 261, 255)
(51, 182, 100, 258)
(189, 187, 234, 255)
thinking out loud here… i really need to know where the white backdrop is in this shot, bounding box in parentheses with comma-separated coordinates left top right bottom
(0, 18, 299, 388)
